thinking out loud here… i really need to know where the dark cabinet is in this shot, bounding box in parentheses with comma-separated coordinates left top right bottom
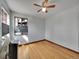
(9, 43, 17, 59)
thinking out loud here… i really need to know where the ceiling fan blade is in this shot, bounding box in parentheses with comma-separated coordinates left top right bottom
(33, 3, 42, 7)
(42, 0, 48, 6)
(47, 5, 56, 8)
(45, 0, 48, 3)
(37, 9, 42, 12)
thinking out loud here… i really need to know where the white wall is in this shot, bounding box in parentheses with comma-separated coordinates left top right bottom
(28, 16, 45, 42)
(46, 5, 79, 52)
(11, 12, 45, 42)
(0, 0, 10, 14)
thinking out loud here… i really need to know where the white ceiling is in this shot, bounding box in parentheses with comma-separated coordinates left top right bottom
(5, 0, 79, 18)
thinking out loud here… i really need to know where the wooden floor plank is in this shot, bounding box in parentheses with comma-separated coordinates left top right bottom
(18, 41, 79, 59)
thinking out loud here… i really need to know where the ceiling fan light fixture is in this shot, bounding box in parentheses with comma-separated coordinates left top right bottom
(42, 7, 46, 12)
(33, 0, 56, 13)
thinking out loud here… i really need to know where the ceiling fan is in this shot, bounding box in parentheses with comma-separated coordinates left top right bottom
(33, 0, 56, 13)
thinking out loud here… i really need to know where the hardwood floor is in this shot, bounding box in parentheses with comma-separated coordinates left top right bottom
(18, 40, 79, 59)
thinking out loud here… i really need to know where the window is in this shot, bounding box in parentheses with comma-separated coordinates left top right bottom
(14, 16, 28, 35)
(1, 7, 9, 37)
